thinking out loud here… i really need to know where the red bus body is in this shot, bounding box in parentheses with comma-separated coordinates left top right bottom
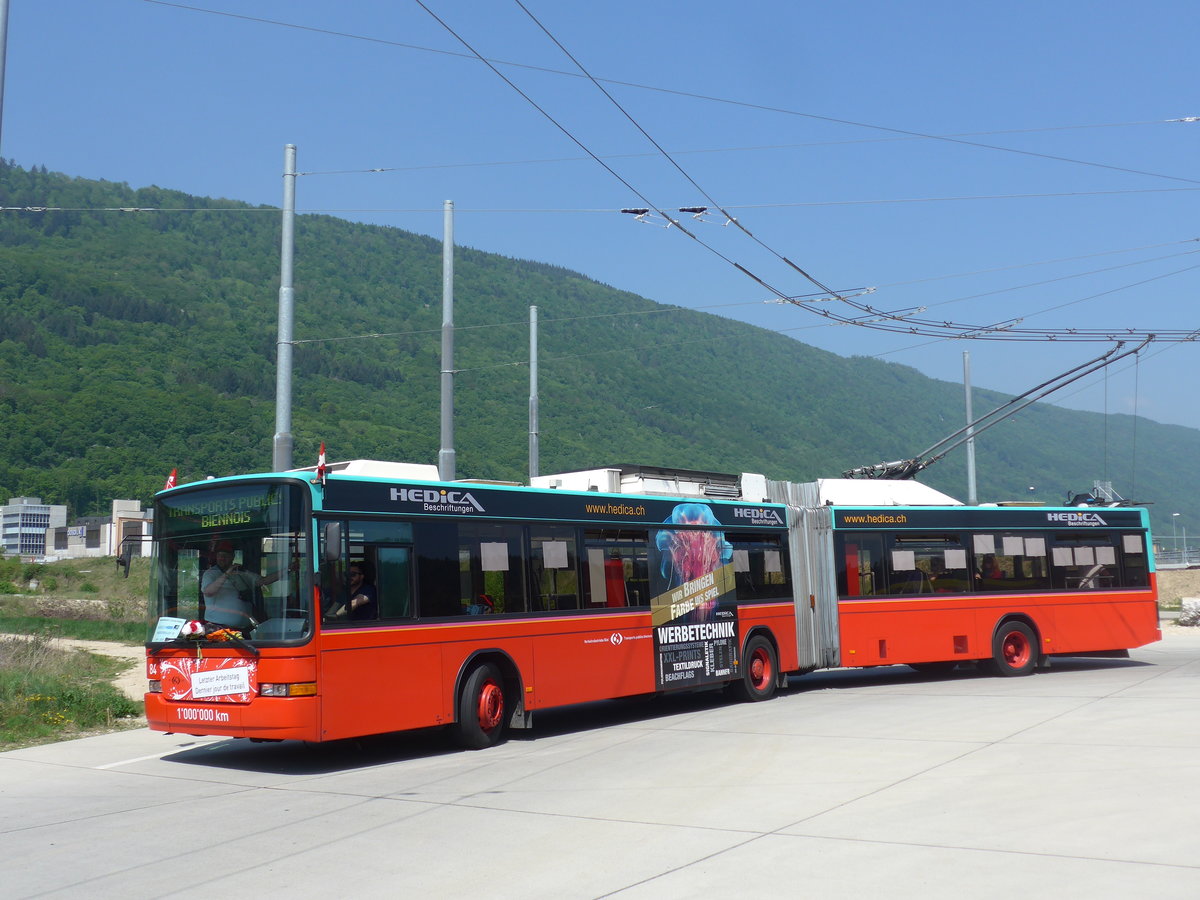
(144, 464, 1160, 745)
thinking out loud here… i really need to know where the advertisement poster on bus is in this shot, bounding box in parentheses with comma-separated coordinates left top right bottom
(650, 503, 739, 690)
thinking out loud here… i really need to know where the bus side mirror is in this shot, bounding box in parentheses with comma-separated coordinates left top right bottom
(321, 522, 342, 563)
(116, 540, 133, 578)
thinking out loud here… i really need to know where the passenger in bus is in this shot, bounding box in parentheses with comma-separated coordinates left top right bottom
(926, 558, 957, 593)
(346, 561, 378, 620)
(201, 541, 290, 631)
(466, 593, 495, 615)
(604, 550, 627, 607)
(976, 555, 1003, 583)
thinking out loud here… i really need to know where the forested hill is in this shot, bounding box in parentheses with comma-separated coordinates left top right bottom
(0, 161, 1196, 535)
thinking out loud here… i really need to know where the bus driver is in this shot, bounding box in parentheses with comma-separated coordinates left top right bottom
(201, 541, 289, 632)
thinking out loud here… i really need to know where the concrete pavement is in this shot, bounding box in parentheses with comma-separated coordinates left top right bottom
(2, 627, 1198, 898)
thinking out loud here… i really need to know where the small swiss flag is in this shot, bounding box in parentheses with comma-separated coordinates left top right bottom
(164, 468, 177, 490)
(315, 443, 327, 486)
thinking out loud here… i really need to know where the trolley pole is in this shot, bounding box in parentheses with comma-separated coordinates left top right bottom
(438, 200, 456, 481)
(963, 350, 977, 505)
(272, 144, 297, 472)
(529, 305, 539, 479)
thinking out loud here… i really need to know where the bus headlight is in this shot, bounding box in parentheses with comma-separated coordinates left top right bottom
(259, 683, 317, 697)
(148, 681, 162, 693)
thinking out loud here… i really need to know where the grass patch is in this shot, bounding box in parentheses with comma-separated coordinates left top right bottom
(0, 633, 142, 750)
(0, 563, 148, 645)
(0, 611, 144, 643)
(0, 556, 150, 611)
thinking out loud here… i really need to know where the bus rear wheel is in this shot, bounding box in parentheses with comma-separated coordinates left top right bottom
(988, 621, 1038, 677)
(731, 635, 778, 702)
(455, 662, 507, 749)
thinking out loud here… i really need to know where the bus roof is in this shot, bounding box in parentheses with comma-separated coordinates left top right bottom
(815, 478, 962, 507)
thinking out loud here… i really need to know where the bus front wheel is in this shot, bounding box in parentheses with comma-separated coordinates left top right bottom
(455, 662, 507, 749)
(988, 621, 1038, 677)
(731, 635, 778, 702)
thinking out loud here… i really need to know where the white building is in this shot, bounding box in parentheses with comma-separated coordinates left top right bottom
(2, 497, 68, 557)
(43, 499, 153, 560)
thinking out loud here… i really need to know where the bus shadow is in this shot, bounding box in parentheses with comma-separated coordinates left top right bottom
(793, 656, 1152, 691)
(160, 727, 461, 775)
(158, 657, 1154, 774)
(159, 690, 748, 773)
(509, 689, 737, 742)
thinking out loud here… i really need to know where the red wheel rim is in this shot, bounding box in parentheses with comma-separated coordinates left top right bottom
(476, 680, 504, 731)
(749, 647, 772, 689)
(1001, 630, 1031, 668)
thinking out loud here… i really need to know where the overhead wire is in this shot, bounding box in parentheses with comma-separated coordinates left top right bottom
(143, 1, 1200, 185)
(292, 287, 865, 348)
(875, 237, 1200, 289)
(409, 0, 799, 305)
(297, 136, 1198, 178)
(7, 185, 1198, 214)
(497, 2, 1197, 342)
(141, 1, 1198, 346)
(510, 0, 845, 299)
(914, 248, 1200, 312)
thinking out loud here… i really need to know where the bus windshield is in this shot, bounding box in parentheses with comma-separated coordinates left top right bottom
(148, 481, 312, 645)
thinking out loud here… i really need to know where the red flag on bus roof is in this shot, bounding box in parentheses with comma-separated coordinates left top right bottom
(164, 468, 177, 490)
(316, 443, 327, 486)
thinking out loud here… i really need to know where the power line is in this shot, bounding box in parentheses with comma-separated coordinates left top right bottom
(725, 187, 1200, 209)
(919, 247, 1200, 311)
(433, 3, 1196, 343)
(4, 203, 1191, 342)
(511, 0, 843, 301)
(7, 184, 1196, 215)
(143, 1, 1200, 184)
(297, 130, 1195, 178)
(875, 237, 1200, 289)
(290, 287, 866, 347)
(409, 0, 799, 307)
(91, 4, 1200, 343)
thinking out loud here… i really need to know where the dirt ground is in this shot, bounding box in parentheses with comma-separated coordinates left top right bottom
(36, 637, 147, 705)
(1154, 568, 1200, 606)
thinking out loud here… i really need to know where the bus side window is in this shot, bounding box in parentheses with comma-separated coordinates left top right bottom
(887, 535, 969, 595)
(582, 530, 650, 608)
(836, 533, 884, 598)
(729, 534, 790, 602)
(415, 521, 462, 618)
(531, 528, 579, 611)
(1050, 535, 1119, 590)
(458, 523, 528, 615)
(376, 546, 414, 618)
(971, 534, 1050, 592)
(1121, 533, 1149, 587)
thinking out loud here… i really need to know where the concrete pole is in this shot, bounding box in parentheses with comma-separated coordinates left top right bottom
(963, 351, 977, 505)
(438, 200, 456, 481)
(272, 144, 297, 472)
(0, 0, 9, 154)
(529, 305, 539, 479)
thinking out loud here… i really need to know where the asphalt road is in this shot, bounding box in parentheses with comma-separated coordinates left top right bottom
(3, 628, 1199, 899)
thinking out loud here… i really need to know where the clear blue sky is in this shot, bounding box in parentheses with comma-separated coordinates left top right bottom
(5, 1, 1199, 465)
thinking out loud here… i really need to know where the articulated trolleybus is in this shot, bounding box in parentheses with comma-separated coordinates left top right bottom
(144, 461, 1161, 748)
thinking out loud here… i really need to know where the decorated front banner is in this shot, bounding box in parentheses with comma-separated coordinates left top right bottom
(153, 656, 257, 703)
(650, 503, 739, 690)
